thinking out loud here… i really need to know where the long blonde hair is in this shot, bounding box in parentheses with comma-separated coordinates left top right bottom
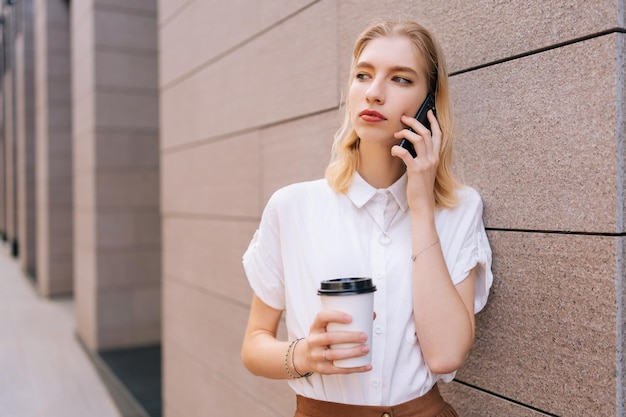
(325, 20, 460, 208)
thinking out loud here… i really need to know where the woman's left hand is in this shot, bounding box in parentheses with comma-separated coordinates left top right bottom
(391, 110, 440, 212)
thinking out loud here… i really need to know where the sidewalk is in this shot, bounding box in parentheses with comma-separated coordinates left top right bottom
(0, 243, 121, 417)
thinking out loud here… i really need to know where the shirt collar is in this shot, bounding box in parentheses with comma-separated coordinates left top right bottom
(346, 172, 409, 211)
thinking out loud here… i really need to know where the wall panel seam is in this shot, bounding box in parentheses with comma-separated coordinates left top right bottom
(616, 25, 625, 417)
(453, 379, 560, 417)
(486, 228, 626, 237)
(161, 212, 259, 222)
(94, 86, 158, 97)
(158, 0, 193, 28)
(161, 106, 338, 155)
(164, 274, 250, 310)
(95, 45, 157, 57)
(165, 337, 289, 416)
(160, 0, 323, 92)
(450, 28, 626, 77)
(94, 126, 159, 135)
(93, 3, 157, 19)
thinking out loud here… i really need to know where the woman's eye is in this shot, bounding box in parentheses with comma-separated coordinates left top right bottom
(355, 73, 370, 80)
(393, 76, 412, 84)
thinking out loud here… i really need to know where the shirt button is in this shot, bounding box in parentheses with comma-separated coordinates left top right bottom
(375, 325, 383, 335)
(375, 271, 383, 279)
(371, 379, 380, 388)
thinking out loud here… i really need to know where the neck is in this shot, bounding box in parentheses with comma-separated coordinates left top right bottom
(357, 142, 405, 188)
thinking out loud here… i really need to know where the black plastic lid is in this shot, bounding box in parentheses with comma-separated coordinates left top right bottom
(317, 278, 377, 296)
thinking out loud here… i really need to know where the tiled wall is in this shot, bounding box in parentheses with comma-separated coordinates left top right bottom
(159, 1, 624, 416)
(33, 0, 73, 296)
(3, 5, 18, 257)
(72, 0, 161, 351)
(15, 0, 37, 279)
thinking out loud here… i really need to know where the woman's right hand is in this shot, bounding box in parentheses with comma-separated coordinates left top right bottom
(294, 310, 373, 375)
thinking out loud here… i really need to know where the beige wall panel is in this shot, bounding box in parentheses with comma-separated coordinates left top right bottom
(164, 339, 291, 417)
(95, 0, 157, 13)
(94, 8, 157, 51)
(95, 171, 159, 208)
(621, 239, 626, 415)
(159, 0, 315, 86)
(73, 128, 96, 180)
(71, 0, 93, 25)
(95, 50, 158, 90)
(73, 209, 95, 250)
(48, 206, 73, 237)
(260, 110, 337, 202)
(460, 231, 617, 416)
(73, 171, 96, 209)
(161, 132, 261, 216)
(453, 35, 618, 233)
(48, 132, 73, 153)
(47, 180, 71, 207)
(621, 35, 626, 235)
(47, 25, 71, 51)
(36, 0, 74, 296)
(160, 1, 337, 150)
(337, 0, 620, 75)
(157, 0, 188, 24)
(97, 283, 161, 349)
(48, 104, 72, 131)
(72, 93, 95, 147)
(71, 64, 93, 114)
(438, 381, 553, 417)
(95, 132, 159, 169)
(70, 6, 94, 105)
(74, 244, 97, 349)
(48, 50, 71, 79)
(162, 217, 256, 306)
(46, 260, 72, 295)
(48, 151, 73, 180)
(95, 92, 158, 130)
(96, 131, 160, 170)
(96, 249, 161, 288)
(163, 279, 294, 416)
(97, 210, 160, 248)
(46, 0, 70, 25)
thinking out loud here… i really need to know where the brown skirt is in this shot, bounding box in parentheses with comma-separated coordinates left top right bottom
(294, 384, 458, 417)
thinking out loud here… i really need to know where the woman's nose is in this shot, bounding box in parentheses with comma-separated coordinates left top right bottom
(365, 80, 384, 104)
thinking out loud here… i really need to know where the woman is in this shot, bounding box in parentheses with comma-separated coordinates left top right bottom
(242, 20, 492, 417)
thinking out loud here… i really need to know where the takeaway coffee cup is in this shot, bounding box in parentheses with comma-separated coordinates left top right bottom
(317, 277, 377, 368)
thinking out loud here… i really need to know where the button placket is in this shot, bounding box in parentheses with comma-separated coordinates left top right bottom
(368, 202, 386, 405)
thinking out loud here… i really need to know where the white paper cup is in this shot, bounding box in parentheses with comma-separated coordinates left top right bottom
(318, 278, 376, 368)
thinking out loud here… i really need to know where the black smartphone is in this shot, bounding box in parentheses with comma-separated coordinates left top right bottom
(399, 93, 436, 158)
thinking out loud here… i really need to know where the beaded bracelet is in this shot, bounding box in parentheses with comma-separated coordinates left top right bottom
(284, 338, 312, 379)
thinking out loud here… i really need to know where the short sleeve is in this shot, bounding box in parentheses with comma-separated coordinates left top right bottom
(447, 189, 493, 313)
(242, 194, 286, 310)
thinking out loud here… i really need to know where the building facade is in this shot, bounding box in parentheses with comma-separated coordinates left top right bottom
(1, 1, 625, 416)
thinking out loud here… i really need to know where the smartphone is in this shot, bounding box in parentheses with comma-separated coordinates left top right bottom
(399, 93, 436, 158)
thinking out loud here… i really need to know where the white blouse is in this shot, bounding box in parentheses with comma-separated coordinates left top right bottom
(243, 172, 493, 406)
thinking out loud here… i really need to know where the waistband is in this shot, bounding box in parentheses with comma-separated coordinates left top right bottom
(295, 384, 456, 417)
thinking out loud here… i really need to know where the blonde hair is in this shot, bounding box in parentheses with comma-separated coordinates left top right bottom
(325, 20, 460, 208)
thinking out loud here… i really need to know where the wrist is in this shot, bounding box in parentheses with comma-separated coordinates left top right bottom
(408, 193, 435, 214)
(410, 210, 435, 231)
(288, 338, 313, 379)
